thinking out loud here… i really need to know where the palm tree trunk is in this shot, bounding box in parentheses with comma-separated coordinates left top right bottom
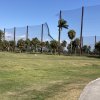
(54, 49, 56, 55)
(35, 45, 37, 52)
(58, 10, 62, 56)
(71, 41, 72, 54)
(41, 45, 43, 53)
(75, 48, 76, 55)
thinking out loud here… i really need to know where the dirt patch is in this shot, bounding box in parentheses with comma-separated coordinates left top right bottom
(47, 84, 85, 100)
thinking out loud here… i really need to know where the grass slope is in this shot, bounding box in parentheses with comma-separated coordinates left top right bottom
(0, 52, 100, 100)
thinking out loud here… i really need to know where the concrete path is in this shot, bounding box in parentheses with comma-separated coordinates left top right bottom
(79, 78, 100, 100)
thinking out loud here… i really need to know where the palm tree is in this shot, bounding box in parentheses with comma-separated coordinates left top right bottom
(68, 30, 76, 54)
(9, 40, 15, 52)
(73, 38, 80, 54)
(17, 39, 25, 53)
(45, 41, 50, 48)
(50, 40, 58, 54)
(40, 42, 45, 53)
(61, 40, 67, 47)
(2, 40, 9, 51)
(82, 45, 91, 54)
(44, 41, 51, 53)
(95, 41, 100, 55)
(58, 19, 68, 30)
(0, 30, 4, 49)
(0, 30, 4, 41)
(61, 40, 67, 52)
(58, 18, 68, 55)
(25, 39, 31, 52)
(31, 38, 40, 52)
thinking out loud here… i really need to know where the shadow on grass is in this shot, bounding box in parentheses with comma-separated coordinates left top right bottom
(9, 81, 74, 100)
(86, 55, 100, 59)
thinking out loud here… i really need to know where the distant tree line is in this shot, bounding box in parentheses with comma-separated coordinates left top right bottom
(0, 25, 100, 55)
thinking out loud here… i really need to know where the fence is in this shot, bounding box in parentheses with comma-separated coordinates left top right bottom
(58, 5, 100, 52)
(3, 23, 54, 43)
(82, 36, 100, 51)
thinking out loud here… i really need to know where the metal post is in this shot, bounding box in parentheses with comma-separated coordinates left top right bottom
(58, 10, 62, 55)
(80, 6, 84, 55)
(82, 36, 83, 48)
(95, 35, 96, 45)
(95, 35, 96, 49)
(26, 25, 28, 40)
(41, 24, 43, 53)
(3, 28, 5, 41)
(14, 27, 16, 51)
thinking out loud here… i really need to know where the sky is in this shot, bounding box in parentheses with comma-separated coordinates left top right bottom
(0, 0, 100, 41)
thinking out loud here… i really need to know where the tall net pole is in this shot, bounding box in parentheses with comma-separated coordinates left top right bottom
(95, 35, 96, 49)
(26, 25, 28, 40)
(3, 28, 5, 41)
(80, 6, 84, 55)
(58, 10, 62, 55)
(41, 24, 43, 53)
(14, 27, 16, 51)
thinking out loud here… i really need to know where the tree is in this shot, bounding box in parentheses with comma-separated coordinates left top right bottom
(2, 40, 9, 51)
(61, 40, 67, 52)
(67, 41, 76, 54)
(45, 41, 50, 48)
(95, 41, 100, 55)
(61, 40, 67, 47)
(0, 30, 4, 50)
(0, 30, 4, 42)
(58, 19, 68, 30)
(9, 40, 15, 52)
(17, 39, 25, 52)
(44, 41, 51, 52)
(68, 30, 76, 53)
(40, 42, 45, 53)
(25, 39, 31, 52)
(82, 45, 91, 54)
(58, 18, 68, 55)
(31, 38, 40, 52)
(73, 38, 80, 54)
(50, 40, 58, 54)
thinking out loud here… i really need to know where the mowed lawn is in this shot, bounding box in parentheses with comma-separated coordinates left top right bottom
(0, 52, 100, 100)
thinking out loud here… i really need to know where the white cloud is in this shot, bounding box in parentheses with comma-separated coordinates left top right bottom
(5, 32, 13, 41)
(5, 32, 26, 41)
(16, 35, 26, 40)
(15, 35, 26, 42)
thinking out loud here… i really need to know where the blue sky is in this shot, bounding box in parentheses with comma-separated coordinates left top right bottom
(0, 0, 100, 40)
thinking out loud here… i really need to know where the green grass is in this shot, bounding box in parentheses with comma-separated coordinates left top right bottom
(0, 52, 100, 100)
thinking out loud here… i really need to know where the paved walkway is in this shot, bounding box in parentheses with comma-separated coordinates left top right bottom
(79, 78, 100, 100)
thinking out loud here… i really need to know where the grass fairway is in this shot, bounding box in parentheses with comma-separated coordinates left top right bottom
(0, 52, 100, 100)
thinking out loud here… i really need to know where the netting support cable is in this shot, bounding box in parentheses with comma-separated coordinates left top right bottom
(45, 23, 54, 40)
